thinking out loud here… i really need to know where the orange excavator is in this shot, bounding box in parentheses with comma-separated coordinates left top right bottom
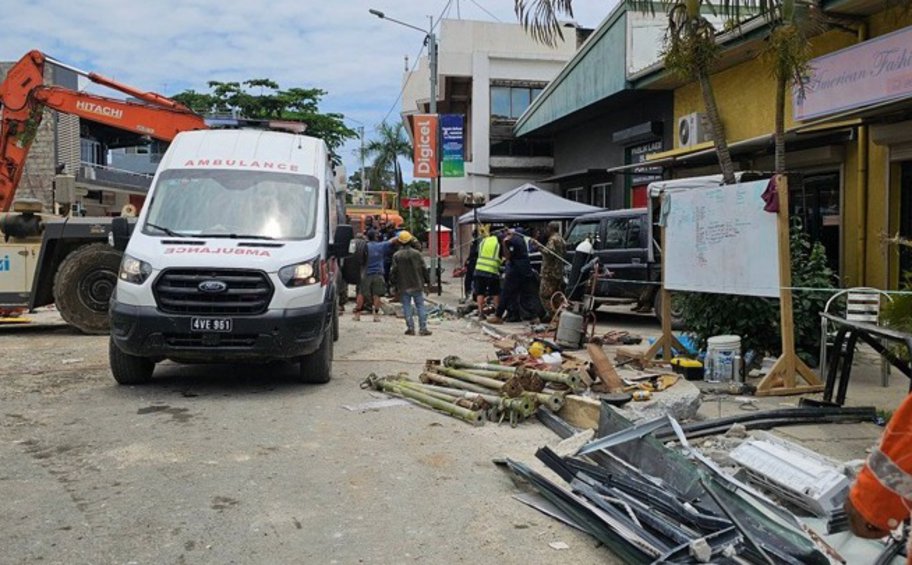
(0, 49, 207, 212)
(0, 50, 207, 332)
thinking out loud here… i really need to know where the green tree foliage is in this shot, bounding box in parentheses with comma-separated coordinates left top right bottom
(882, 237, 912, 361)
(677, 222, 835, 365)
(347, 170, 365, 194)
(402, 180, 431, 236)
(172, 79, 356, 160)
(361, 121, 412, 202)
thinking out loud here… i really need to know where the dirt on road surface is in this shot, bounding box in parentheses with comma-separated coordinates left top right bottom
(0, 311, 615, 564)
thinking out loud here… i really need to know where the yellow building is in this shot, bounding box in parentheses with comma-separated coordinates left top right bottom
(638, 4, 912, 289)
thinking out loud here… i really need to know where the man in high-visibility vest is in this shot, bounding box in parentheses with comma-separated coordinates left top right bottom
(846, 394, 912, 557)
(473, 226, 502, 321)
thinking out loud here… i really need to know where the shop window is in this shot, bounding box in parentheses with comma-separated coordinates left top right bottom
(900, 162, 912, 278)
(565, 186, 585, 203)
(489, 139, 552, 157)
(491, 87, 511, 119)
(592, 183, 611, 208)
(80, 139, 103, 165)
(794, 172, 841, 275)
(490, 85, 545, 120)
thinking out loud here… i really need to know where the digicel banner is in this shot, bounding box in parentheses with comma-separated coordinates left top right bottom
(412, 114, 438, 178)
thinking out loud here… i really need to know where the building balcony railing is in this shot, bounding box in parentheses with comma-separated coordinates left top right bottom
(76, 162, 153, 194)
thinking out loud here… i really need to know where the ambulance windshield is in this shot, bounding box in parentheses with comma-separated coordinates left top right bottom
(142, 169, 319, 240)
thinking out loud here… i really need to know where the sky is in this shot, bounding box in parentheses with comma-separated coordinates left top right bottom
(0, 0, 617, 179)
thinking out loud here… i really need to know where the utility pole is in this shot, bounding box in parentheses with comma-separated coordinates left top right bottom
(368, 8, 441, 292)
(358, 125, 366, 194)
(428, 16, 441, 292)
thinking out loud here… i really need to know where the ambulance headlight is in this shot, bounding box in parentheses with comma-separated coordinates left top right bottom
(119, 254, 152, 284)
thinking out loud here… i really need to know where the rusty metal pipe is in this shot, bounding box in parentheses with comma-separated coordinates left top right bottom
(379, 381, 485, 426)
(522, 391, 565, 412)
(410, 382, 534, 416)
(520, 367, 583, 390)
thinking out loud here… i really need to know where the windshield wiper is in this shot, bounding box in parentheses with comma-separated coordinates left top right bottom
(146, 223, 192, 237)
(195, 233, 277, 240)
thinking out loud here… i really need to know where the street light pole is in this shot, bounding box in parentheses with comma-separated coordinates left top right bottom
(369, 8, 441, 292)
(358, 125, 366, 194)
(427, 16, 441, 293)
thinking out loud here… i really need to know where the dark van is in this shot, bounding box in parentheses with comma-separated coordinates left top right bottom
(564, 208, 671, 324)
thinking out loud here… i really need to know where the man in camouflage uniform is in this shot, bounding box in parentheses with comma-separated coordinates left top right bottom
(537, 221, 565, 321)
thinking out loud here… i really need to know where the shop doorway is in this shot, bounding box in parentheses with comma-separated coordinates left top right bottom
(900, 162, 912, 278)
(794, 171, 841, 275)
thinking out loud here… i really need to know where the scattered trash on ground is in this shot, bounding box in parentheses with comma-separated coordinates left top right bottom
(341, 398, 412, 412)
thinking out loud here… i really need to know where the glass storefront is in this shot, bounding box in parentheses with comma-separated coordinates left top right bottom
(900, 162, 912, 278)
(793, 171, 841, 275)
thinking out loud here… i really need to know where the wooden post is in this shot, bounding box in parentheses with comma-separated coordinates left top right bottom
(756, 174, 824, 396)
(643, 211, 685, 362)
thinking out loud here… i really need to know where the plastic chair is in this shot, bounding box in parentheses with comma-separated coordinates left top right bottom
(819, 287, 894, 387)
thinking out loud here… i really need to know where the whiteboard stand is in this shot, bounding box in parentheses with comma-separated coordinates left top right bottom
(756, 174, 824, 396)
(643, 224, 685, 362)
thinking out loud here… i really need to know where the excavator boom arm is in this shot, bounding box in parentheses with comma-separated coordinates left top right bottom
(0, 49, 206, 212)
(34, 87, 207, 140)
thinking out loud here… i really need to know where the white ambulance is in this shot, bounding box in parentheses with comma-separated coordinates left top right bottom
(108, 129, 352, 385)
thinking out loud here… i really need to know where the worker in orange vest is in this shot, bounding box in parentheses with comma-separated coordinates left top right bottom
(845, 394, 912, 555)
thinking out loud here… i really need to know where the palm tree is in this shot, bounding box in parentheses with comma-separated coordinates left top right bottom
(361, 121, 412, 203)
(513, 0, 813, 183)
(763, 1, 818, 173)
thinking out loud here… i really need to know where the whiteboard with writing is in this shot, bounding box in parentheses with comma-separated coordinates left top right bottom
(664, 179, 780, 297)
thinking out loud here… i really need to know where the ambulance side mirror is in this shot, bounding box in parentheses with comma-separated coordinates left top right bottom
(110, 216, 136, 251)
(331, 224, 354, 258)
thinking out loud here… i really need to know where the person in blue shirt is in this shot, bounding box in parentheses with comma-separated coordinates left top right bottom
(354, 230, 392, 322)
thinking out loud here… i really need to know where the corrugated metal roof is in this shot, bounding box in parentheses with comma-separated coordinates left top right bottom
(513, 5, 629, 137)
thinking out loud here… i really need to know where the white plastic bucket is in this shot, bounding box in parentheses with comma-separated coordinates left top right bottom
(704, 335, 741, 383)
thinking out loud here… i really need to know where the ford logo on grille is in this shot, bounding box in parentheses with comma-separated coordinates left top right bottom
(198, 280, 228, 293)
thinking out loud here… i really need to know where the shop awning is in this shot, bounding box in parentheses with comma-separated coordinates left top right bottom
(605, 126, 855, 175)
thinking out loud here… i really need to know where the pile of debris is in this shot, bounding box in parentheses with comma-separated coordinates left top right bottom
(499, 402, 899, 563)
(503, 407, 870, 564)
(362, 355, 585, 426)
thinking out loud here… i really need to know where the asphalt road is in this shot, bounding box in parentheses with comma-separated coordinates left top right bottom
(0, 311, 615, 564)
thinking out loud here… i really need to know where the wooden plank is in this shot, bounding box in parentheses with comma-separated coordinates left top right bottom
(659, 225, 673, 361)
(756, 174, 825, 395)
(587, 343, 624, 392)
(559, 394, 602, 429)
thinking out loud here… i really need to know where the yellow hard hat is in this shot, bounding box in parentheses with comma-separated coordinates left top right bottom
(529, 341, 545, 358)
(397, 230, 413, 244)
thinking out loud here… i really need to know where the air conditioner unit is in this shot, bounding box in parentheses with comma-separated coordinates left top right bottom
(677, 112, 710, 148)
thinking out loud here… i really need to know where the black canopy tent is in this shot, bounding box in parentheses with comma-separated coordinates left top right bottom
(457, 183, 603, 224)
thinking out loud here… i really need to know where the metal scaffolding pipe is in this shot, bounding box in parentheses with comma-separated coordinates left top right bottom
(443, 356, 516, 374)
(378, 380, 485, 426)
(433, 366, 508, 391)
(420, 372, 492, 394)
